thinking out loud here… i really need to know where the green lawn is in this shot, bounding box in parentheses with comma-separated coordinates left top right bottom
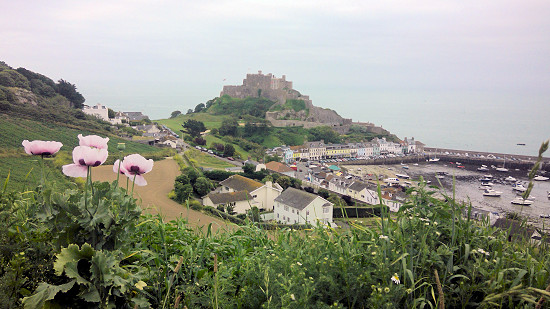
(156, 113, 231, 132)
(184, 148, 234, 170)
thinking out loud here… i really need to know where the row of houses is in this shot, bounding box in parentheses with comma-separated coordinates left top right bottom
(268, 137, 422, 163)
(82, 103, 149, 125)
(202, 174, 334, 226)
(306, 164, 404, 211)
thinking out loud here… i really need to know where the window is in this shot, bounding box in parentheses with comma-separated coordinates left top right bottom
(277, 213, 279, 218)
(323, 207, 330, 214)
(253, 195, 257, 198)
(292, 209, 294, 214)
(284, 206, 289, 211)
(306, 210, 309, 216)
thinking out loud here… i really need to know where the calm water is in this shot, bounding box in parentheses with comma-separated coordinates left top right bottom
(344, 92, 550, 156)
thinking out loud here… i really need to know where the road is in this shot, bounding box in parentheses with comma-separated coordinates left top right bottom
(93, 158, 235, 233)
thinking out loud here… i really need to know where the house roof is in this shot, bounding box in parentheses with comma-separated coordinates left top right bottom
(265, 161, 294, 173)
(204, 191, 253, 205)
(219, 175, 263, 193)
(275, 187, 330, 211)
(349, 181, 368, 192)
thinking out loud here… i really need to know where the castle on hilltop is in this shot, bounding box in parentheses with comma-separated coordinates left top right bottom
(220, 71, 388, 135)
(221, 70, 311, 106)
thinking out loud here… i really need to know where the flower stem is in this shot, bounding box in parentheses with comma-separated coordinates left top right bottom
(131, 174, 136, 197)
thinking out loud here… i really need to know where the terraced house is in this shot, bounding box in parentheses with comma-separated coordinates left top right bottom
(274, 187, 333, 226)
(202, 175, 283, 214)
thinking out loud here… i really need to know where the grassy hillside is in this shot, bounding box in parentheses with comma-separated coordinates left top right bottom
(157, 113, 232, 131)
(0, 115, 169, 191)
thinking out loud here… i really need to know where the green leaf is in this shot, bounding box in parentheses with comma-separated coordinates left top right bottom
(54, 243, 95, 284)
(22, 280, 75, 309)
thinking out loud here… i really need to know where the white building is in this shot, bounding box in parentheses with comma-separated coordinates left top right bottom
(274, 187, 333, 225)
(82, 103, 109, 121)
(202, 191, 258, 214)
(212, 175, 283, 211)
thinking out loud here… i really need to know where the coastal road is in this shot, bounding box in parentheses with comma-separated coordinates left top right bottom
(93, 158, 235, 233)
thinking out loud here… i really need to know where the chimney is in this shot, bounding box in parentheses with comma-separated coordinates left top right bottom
(266, 181, 273, 188)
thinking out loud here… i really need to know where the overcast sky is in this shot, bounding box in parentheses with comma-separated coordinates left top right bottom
(2, 0, 549, 127)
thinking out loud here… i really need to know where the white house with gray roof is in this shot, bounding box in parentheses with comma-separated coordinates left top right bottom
(274, 187, 333, 226)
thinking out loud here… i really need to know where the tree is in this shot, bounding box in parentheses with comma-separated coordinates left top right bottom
(248, 206, 260, 222)
(318, 189, 330, 199)
(183, 167, 200, 184)
(194, 137, 206, 145)
(211, 128, 218, 135)
(219, 118, 239, 136)
(175, 174, 190, 186)
(223, 144, 235, 157)
(175, 183, 193, 202)
(276, 176, 293, 190)
(194, 103, 205, 113)
(170, 110, 182, 118)
(193, 177, 213, 196)
(308, 126, 341, 144)
(57, 79, 85, 108)
(243, 164, 255, 174)
(186, 109, 193, 114)
(182, 120, 206, 138)
(108, 108, 116, 119)
(265, 154, 281, 163)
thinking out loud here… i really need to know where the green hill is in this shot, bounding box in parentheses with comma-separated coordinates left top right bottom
(0, 61, 169, 190)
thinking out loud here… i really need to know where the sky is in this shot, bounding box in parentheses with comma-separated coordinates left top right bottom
(1, 0, 549, 153)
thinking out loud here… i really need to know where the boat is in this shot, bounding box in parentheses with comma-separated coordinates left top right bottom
(479, 177, 493, 182)
(511, 197, 534, 205)
(402, 165, 409, 169)
(512, 183, 527, 192)
(435, 175, 445, 179)
(428, 158, 440, 162)
(505, 176, 517, 182)
(534, 175, 549, 181)
(413, 163, 419, 166)
(517, 143, 526, 146)
(479, 185, 492, 190)
(483, 189, 502, 197)
(496, 157, 509, 172)
(384, 178, 400, 184)
(540, 214, 550, 219)
(395, 173, 410, 179)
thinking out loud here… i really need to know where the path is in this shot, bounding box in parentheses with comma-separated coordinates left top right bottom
(93, 158, 235, 233)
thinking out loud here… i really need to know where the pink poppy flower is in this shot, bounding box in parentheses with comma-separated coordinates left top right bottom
(120, 154, 154, 186)
(113, 159, 128, 175)
(22, 140, 63, 156)
(62, 146, 109, 178)
(78, 134, 109, 149)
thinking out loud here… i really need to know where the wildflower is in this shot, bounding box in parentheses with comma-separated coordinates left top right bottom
(324, 257, 328, 260)
(290, 294, 295, 301)
(371, 252, 377, 256)
(406, 288, 413, 294)
(113, 159, 128, 175)
(379, 235, 388, 240)
(391, 273, 400, 284)
(434, 221, 438, 225)
(425, 222, 429, 226)
(120, 154, 154, 186)
(477, 248, 490, 256)
(62, 146, 108, 177)
(22, 140, 62, 156)
(384, 287, 390, 293)
(296, 262, 302, 266)
(435, 231, 441, 236)
(377, 288, 382, 293)
(78, 134, 109, 149)
(135, 281, 147, 290)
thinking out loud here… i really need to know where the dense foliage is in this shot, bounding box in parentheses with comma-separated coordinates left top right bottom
(3, 166, 550, 308)
(207, 95, 276, 118)
(0, 61, 85, 109)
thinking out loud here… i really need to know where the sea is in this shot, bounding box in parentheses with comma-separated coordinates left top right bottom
(339, 92, 550, 157)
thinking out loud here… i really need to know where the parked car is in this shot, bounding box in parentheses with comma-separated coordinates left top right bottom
(227, 157, 234, 161)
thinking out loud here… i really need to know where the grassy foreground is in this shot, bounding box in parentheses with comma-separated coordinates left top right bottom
(2, 167, 550, 308)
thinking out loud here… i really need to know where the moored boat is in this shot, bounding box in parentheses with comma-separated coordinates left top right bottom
(512, 183, 527, 192)
(534, 175, 549, 181)
(505, 176, 517, 182)
(483, 189, 502, 197)
(511, 197, 533, 205)
(477, 165, 489, 171)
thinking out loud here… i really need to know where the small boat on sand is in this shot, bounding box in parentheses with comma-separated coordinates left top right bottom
(512, 184, 527, 192)
(534, 175, 549, 181)
(483, 189, 502, 197)
(511, 197, 533, 205)
(505, 176, 517, 182)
